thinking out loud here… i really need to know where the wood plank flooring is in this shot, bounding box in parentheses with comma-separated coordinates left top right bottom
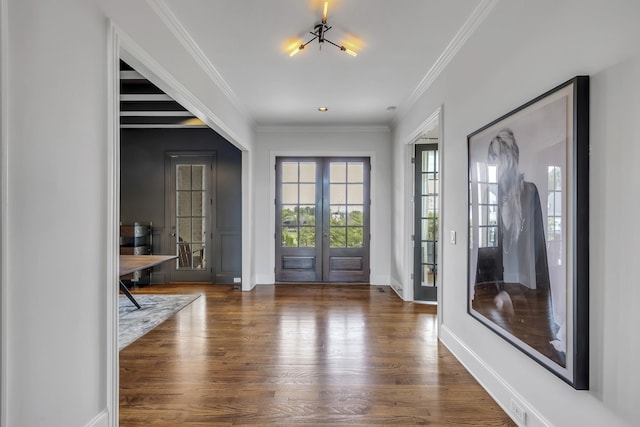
(120, 284, 515, 426)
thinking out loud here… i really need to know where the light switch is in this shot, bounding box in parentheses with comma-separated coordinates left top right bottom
(450, 230, 456, 245)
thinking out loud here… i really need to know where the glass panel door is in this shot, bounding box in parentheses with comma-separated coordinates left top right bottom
(275, 157, 370, 282)
(169, 154, 214, 282)
(323, 159, 369, 282)
(275, 159, 322, 281)
(414, 144, 439, 301)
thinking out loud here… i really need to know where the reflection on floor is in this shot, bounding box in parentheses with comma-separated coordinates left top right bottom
(120, 283, 515, 426)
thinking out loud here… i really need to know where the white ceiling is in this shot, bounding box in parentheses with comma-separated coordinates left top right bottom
(159, 0, 484, 127)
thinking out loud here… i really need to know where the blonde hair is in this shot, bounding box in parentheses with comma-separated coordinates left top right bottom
(488, 128, 524, 240)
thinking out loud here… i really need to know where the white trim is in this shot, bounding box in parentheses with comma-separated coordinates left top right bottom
(120, 94, 173, 102)
(120, 124, 208, 129)
(435, 110, 445, 329)
(147, 0, 249, 119)
(439, 324, 549, 427)
(120, 111, 194, 117)
(0, 0, 8, 424)
(119, 70, 145, 80)
(241, 150, 254, 291)
(403, 106, 443, 306)
(84, 409, 109, 427)
(106, 22, 120, 427)
(389, 277, 405, 300)
(405, 109, 441, 148)
(403, 143, 414, 302)
(397, 0, 499, 121)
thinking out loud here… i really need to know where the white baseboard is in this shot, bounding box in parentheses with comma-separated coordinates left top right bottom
(389, 276, 405, 300)
(439, 324, 549, 427)
(85, 409, 109, 427)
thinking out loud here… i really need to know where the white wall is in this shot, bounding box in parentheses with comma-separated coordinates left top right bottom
(2, 0, 256, 425)
(5, 0, 108, 425)
(392, 0, 640, 425)
(253, 127, 392, 286)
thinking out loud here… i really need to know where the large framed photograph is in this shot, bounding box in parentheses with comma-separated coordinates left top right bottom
(467, 76, 589, 389)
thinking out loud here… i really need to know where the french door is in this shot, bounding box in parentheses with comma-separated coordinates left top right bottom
(275, 157, 370, 282)
(167, 153, 215, 282)
(414, 144, 439, 301)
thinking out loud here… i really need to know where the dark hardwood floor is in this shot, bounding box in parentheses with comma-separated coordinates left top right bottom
(120, 284, 515, 426)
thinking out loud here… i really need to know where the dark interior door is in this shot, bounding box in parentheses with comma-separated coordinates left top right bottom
(275, 157, 370, 282)
(168, 153, 215, 282)
(414, 144, 439, 301)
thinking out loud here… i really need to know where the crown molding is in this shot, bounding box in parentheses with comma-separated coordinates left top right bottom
(397, 0, 500, 120)
(147, 0, 250, 119)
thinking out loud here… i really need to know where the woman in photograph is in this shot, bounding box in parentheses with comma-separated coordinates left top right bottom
(478, 128, 562, 364)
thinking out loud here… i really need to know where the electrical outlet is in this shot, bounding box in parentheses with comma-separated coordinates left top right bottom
(510, 398, 527, 425)
(233, 277, 241, 283)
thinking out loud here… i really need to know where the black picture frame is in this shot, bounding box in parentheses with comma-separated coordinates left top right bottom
(467, 76, 589, 389)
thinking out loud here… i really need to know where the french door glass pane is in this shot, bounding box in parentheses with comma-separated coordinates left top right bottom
(299, 227, 315, 247)
(330, 162, 346, 182)
(176, 164, 207, 270)
(282, 184, 298, 204)
(347, 184, 363, 204)
(347, 206, 363, 226)
(299, 162, 316, 182)
(347, 227, 364, 247)
(282, 205, 298, 226)
(299, 184, 315, 204)
(177, 192, 192, 216)
(280, 161, 316, 248)
(177, 165, 191, 190)
(330, 184, 346, 204)
(419, 147, 438, 288)
(330, 206, 347, 226)
(282, 162, 298, 182)
(328, 161, 365, 249)
(192, 165, 204, 190)
(347, 163, 363, 182)
(330, 228, 346, 247)
(298, 205, 316, 225)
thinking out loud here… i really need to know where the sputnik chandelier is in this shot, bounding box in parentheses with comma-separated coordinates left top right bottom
(289, 2, 357, 57)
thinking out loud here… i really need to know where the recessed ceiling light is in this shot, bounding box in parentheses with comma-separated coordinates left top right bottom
(318, 107, 328, 112)
(386, 106, 397, 112)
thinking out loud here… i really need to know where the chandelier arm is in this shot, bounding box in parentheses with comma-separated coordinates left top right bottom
(323, 38, 344, 49)
(301, 34, 319, 48)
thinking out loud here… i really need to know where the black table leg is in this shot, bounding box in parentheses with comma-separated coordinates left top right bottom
(119, 280, 141, 309)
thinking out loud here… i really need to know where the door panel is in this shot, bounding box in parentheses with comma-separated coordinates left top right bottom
(414, 144, 439, 301)
(275, 157, 370, 282)
(275, 159, 322, 281)
(323, 159, 370, 282)
(168, 154, 215, 282)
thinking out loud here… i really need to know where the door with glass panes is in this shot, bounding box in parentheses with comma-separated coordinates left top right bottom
(275, 157, 370, 282)
(414, 144, 439, 301)
(168, 153, 215, 282)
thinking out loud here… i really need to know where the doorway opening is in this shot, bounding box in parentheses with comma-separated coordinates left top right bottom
(275, 157, 370, 282)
